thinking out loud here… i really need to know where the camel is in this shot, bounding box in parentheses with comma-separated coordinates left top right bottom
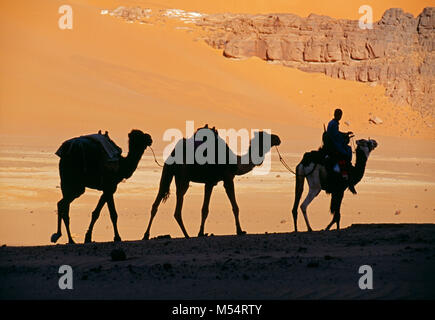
(291, 139, 378, 232)
(143, 125, 281, 239)
(51, 130, 152, 244)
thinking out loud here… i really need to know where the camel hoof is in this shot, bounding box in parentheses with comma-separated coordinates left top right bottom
(307, 228, 313, 232)
(51, 233, 61, 243)
(68, 239, 76, 244)
(142, 233, 150, 240)
(237, 230, 247, 235)
(114, 235, 122, 242)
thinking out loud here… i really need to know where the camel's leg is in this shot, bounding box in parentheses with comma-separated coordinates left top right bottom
(174, 180, 190, 239)
(291, 165, 305, 232)
(52, 184, 85, 244)
(300, 188, 321, 232)
(336, 211, 341, 230)
(106, 194, 121, 242)
(198, 183, 214, 237)
(143, 191, 165, 240)
(335, 190, 344, 230)
(224, 179, 245, 235)
(56, 197, 75, 244)
(325, 190, 344, 231)
(62, 200, 74, 244)
(334, 190, 344, 230)
(51, 199, 64, 243)
(84, 194, 106, 243)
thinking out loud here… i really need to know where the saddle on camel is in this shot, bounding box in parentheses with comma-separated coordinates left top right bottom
(55, 130, 123, 181)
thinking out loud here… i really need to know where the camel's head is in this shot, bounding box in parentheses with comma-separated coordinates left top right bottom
(356, 139, 378, 158)
(245, 131, 280, 167)
(253, 131, 281, 148)
(271, 133, 281, 147)
(128, 129, 153, 150)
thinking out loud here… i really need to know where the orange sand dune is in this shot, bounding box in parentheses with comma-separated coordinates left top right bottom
(0, 0, 433, 147)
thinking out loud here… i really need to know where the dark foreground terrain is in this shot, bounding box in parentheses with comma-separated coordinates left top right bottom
(1, 224, 435, 299)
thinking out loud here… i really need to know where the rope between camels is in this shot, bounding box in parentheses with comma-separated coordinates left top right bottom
(275, 146, 296, 175)
(149, 146, 164, 168)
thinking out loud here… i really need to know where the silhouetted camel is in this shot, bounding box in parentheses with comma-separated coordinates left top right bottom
(143, 125, 281, 239)
(51, 130, 152, 244)
(292, 139, 377, 232)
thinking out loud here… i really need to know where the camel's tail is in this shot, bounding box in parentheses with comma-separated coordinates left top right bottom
(158, 163, 174, 203)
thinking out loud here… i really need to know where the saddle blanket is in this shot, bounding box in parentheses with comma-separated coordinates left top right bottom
(55, 133, 122, 161)
(85, 134, 122, 160)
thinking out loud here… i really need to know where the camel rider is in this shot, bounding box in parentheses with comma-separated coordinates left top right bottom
(326, 108, 357, 194)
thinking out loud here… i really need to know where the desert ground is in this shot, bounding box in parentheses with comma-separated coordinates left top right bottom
(1, 224, 435, 299)
(0, 0, 434, 300)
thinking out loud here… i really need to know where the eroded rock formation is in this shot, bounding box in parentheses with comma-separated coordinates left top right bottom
(198, 8, 434, 118)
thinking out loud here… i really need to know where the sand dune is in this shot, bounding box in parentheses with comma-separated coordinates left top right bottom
(1, 0, 433, 145)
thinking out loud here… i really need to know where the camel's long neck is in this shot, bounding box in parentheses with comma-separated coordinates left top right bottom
(236, 153, 256, 175)
(121, 147, 145, 179)
(235, 141, 271, 176)
(350, 148, 368, 186)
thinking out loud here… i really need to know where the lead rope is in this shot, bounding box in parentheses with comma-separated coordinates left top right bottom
(275, 146, 296, 175)
(149, 146, 164, 167)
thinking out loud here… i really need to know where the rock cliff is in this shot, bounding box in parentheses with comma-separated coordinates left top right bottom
(198, 8, 434, 118)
